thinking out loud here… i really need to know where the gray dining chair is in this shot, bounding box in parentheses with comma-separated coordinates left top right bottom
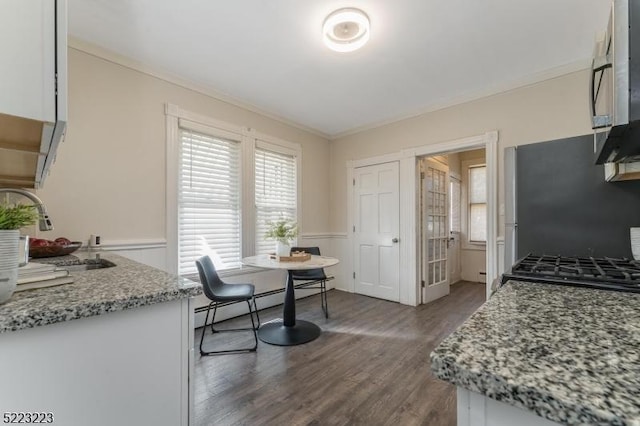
(290, 246, 331, 318)
(195, 255, 260, 355)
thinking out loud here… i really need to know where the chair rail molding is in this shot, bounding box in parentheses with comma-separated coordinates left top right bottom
(81, 238, 169, 272)
(92, 238, 167, 251)
(300, 232, 347, 239)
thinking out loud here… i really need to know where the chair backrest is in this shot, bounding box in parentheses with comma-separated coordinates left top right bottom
(290, 246, 326, 280)
(195, 255, 226, 301)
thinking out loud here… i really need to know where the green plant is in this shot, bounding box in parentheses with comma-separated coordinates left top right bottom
(0, 203, 39, 230)
(264, 219, 298, 244)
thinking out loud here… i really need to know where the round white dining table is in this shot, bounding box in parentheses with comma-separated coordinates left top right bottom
(241, 254, 339, 346)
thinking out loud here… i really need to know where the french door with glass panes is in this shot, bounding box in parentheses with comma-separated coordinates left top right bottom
(421, 158, 450, 304)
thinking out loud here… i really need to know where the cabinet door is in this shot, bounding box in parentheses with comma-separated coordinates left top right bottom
(0, 0, 56, 123)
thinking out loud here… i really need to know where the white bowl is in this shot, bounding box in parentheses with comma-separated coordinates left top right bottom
(631, 227, 640, 261)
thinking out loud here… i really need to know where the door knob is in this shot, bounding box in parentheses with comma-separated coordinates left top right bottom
(392, 238, 399, 243)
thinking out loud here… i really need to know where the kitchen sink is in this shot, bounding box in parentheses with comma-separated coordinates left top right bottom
(62, 259, 116, 272)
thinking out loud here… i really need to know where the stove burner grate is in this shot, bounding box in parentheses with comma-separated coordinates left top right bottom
(502, 254, 640, 293)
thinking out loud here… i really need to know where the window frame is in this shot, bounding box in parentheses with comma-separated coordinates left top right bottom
(166, 104, 302, 276)
(449, 174, 461, 234)
(177, 123, 244, 274)
(254, 139, 299, 256)
(461, 159, 487, 250)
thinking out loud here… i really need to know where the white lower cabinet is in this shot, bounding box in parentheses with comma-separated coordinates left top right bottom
(457, 388, 562, 426)
(0, 299, 194, 426)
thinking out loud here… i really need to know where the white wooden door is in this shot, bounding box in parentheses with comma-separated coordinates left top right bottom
(353, 162, 400, 302)
(421, 159, 450, 304)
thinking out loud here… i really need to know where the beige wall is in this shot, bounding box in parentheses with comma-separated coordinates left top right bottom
(330, 69, 593, 235)
(36, 48, 331, 243)
(460, 149, 486, 162)
(31, 50, 592, 286)
(447, 152, 461, 177)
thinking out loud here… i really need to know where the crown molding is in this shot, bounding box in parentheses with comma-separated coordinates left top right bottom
(330, 58, 591, 140)
(67, 36, 331, 140)
(69, 36, 591, 141)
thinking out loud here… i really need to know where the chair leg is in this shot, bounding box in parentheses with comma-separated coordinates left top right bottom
(210, 303, 219, 333)
(199, 302, 213, 355)
(253, 297, 261, 328)
(200, 299, 258, 356)
(322, 280, 329, 319)
(247, 300, 258, 351)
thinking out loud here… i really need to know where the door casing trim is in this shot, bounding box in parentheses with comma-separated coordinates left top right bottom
(346, 131, 498, 305)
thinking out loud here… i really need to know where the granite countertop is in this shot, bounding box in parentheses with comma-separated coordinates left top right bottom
(430, 280, 640, 425)
(0, 253, 202, 334)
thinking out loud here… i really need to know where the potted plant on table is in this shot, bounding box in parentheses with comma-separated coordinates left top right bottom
(0, 203, 39, 303)
(264, 219, 298, 257)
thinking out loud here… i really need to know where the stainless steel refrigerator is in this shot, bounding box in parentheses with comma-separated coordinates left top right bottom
(504, 134, 640, 269)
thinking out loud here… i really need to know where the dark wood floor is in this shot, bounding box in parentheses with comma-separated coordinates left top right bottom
(194, 281, 485, 426)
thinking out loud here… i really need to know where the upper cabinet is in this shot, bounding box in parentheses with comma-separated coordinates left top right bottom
(0, 0, 67, 189)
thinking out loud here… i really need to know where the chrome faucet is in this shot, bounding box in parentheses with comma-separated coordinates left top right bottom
(0, 189, 54, 231)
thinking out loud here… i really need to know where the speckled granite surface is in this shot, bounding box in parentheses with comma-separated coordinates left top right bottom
(431, 280, 640, 426)
(0, 253, 201, 333)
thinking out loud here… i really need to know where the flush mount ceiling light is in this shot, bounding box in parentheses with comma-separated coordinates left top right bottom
(322, 8, 370, 53)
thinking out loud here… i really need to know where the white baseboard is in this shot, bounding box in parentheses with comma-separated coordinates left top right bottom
(194, 288, 324, 328)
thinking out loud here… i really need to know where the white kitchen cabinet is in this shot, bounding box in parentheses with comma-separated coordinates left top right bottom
(0, 298, 195, 426)
(0, 0, 67, 189)
(457, 388, 562, 426)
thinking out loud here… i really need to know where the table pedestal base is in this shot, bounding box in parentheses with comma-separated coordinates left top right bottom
(258, 319, 321, 346)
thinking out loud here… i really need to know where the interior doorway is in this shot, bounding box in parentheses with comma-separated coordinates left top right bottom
(346, 130, 497, 306)
(419, 148, 487, 304)
(352, 161, 400, 302)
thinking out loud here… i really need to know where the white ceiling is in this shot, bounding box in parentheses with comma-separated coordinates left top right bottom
(68, 0, 610, 138)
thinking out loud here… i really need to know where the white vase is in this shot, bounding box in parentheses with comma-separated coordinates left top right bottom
(0, 230, 20, 304)
(276, 240, 291, 257)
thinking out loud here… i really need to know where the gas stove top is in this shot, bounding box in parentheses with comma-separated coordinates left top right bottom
(502, 254, 640, 293)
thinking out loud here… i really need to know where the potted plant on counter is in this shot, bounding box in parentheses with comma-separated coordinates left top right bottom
(0, 203, 38, 303)
(265, 219, 298, 257)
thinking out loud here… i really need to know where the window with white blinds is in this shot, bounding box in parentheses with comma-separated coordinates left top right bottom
(254, 143, 297, 255)
(468, 165, 487, 243)
(178, 128, 241, 275)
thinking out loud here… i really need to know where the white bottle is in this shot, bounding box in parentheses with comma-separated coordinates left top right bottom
(88, 234, 102, 260)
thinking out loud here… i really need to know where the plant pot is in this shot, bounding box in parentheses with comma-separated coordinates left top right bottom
(0, 230, 20, 304)
(276, 241, 291, 257)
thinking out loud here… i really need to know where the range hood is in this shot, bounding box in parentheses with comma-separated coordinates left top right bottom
(596, 121, 640, 164)
(591, 0, 640, 165)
